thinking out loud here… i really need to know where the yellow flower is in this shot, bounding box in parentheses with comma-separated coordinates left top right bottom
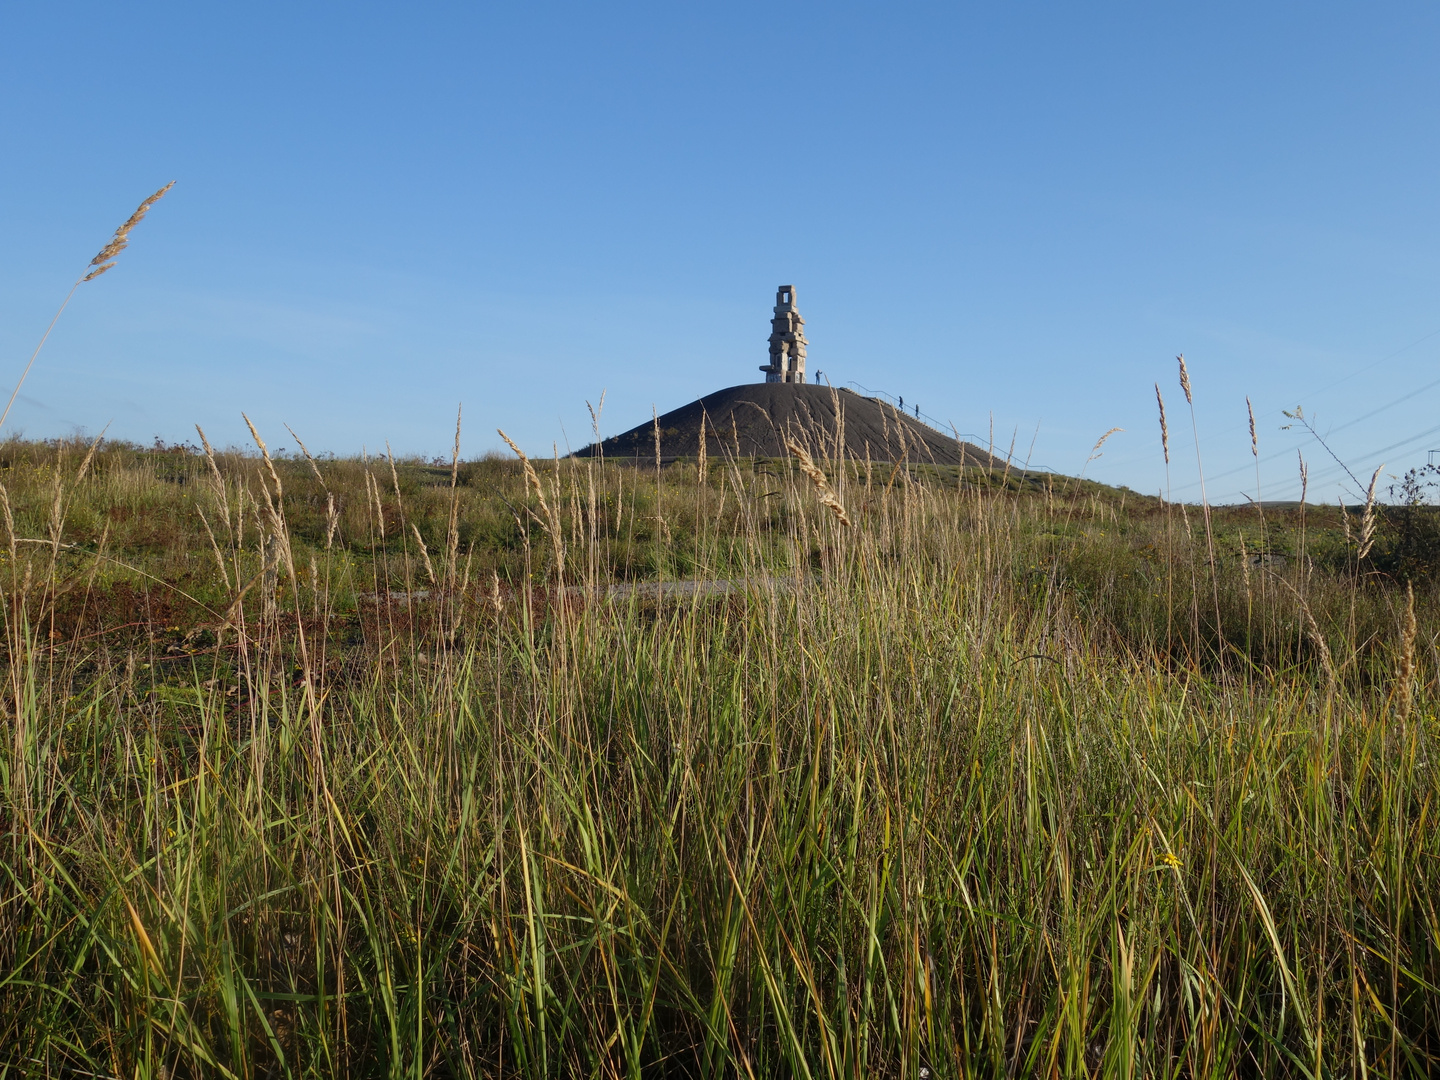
(1159, 851, 1183, 870)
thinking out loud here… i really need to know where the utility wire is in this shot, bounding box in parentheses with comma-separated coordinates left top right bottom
(1204, 421, 1440, 502)
(1300, 325, 1440, 401)
(1170, 327, 1440, 452)
(1279, 420, 1440, 496)
(1167, 369, 1440, 495)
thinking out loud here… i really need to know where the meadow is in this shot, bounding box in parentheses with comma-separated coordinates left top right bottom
(0, 421, 1435, 1078)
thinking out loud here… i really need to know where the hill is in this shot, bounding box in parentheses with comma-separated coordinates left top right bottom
(573, 382, 1001, 465)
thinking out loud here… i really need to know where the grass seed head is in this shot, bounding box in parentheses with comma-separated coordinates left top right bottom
(75, 428, 106, 484)
(697, 411, 708, 486)
(784, 436, 851, 526)
(1177, 354, 1193, 406)
(498, 430, 542, 503)
(0, 483, 15, 560)
(1357, 463, 1383, 560)
(84, 182, 175, 281)
(498, 428, 562, 576)
(1154, 383, 1169, 465)
(285, 425, 327, 486)
(411, 523, 437, 585)
(1087, 427, 1123, 465)
(489, 569, 503, 615)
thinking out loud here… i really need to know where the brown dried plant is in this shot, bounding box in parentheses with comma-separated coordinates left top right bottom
(585, 392, 606, 457)
(1271, 571, 1338, 694)
(499, 431, 546, 517)
(1305, 601, 1338, 694)
(0, 484, 16, 562)
(191, 429, 232, 589)
(697, 412, 708, 486)
(242, 415, 289, 547)
(365, 469, 386, 541)
(489, 568, 504, 616)
(1357, 463, 1384, 561)
(85, 182, 176, 281)
(74, 428, 106, 484)
(785, 437, 851, 527)
(242, 413, 317, 715)
(1084, 427, 1124, 473)
(1245, 397, 1268, 556)
(1154, 383, 1169, 465)
(286, 424, 339, 550)
(1173, 354, 1220, 632)
(411, 523, 437, 586)
(1, 182, 175, 435)
(498, 429, 565, 576)
(195, 425, 233, 533)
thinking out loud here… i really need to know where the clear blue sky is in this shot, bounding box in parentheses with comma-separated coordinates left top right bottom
(4, 2, 1439, 503)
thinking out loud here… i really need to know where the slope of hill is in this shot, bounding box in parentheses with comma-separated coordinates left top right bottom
(574, 383, 1000, 465)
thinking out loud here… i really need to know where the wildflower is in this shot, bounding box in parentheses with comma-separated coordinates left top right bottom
(1159, 851, 1183, 870)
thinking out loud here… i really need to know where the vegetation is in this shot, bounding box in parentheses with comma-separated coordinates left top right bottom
(0, 426, 1436, 1077)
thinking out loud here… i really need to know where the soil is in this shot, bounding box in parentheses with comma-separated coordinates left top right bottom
(574, 383, 1002, 466)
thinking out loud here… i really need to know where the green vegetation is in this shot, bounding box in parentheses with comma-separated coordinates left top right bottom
(0, 431, 1436, 1077)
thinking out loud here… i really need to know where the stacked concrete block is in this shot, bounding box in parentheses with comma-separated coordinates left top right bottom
(759, 285, 808, 384)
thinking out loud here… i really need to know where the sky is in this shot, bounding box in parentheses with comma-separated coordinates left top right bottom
(3, 2, 1440, 504)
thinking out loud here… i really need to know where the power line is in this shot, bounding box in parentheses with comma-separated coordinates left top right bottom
(1166, 369, 1440, 495)
(1169, 326, 1440, 451)
(1203, 420, 1440, 502)
(1283, 419, 1440, 495)
(1299, 325, 1440, 401)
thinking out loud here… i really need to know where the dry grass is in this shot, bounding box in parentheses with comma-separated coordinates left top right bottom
(0, 422, 1434, 1077)
(784, 436, 850, 526)
(83, 181, 176, 282)
(1, 183, 175, 437)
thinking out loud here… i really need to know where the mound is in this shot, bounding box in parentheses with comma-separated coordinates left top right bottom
(574, 383, 1000, 466)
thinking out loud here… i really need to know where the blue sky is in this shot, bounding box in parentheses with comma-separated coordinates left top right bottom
(3, 3, 1439, 503)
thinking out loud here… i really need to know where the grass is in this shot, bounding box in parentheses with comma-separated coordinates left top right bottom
(0, 427, 1436, 1077)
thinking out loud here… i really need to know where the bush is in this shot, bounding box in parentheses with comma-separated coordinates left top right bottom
(1374, 463, 1440, 581)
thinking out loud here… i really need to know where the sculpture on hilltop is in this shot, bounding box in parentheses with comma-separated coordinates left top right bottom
(759, 285, 808, 384)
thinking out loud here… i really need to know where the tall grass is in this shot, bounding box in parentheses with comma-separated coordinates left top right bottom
(0, 424, 1436, 1077)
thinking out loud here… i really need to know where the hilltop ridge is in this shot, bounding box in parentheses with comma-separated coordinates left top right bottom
(574, 383, 1000, 466)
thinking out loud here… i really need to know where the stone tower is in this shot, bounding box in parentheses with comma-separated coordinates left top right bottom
(760, 285, 808, 384)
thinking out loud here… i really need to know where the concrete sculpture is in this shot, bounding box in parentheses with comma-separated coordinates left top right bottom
(759, 285, 808, 384)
